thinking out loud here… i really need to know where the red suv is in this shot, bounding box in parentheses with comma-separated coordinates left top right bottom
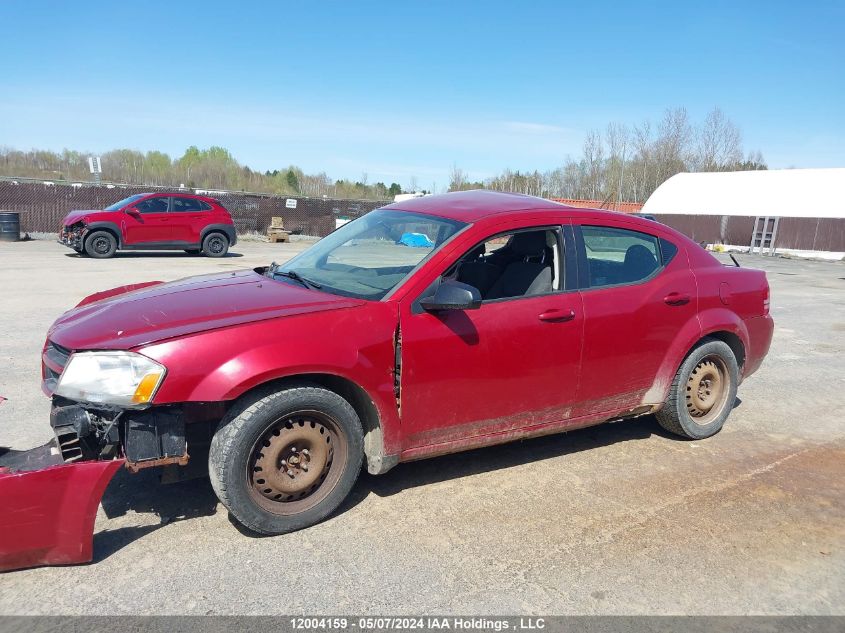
(59, 192, 237, 258)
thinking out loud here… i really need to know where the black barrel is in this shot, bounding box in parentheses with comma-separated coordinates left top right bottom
(0, 212, 21, 242)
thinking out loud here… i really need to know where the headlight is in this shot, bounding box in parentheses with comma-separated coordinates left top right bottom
(55, 351, 166, 407)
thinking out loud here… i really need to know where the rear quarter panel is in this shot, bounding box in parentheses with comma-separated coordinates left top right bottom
(688, 246, 773, 378)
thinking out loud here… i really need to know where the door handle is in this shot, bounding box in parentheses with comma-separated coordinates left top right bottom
(539, 309, 576, 322)
(664, 292, 691, 306)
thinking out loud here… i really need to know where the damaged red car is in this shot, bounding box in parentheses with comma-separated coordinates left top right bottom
(58, 192, 237, 258)
(2, 190, 773, 569)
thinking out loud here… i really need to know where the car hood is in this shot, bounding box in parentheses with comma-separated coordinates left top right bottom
(48, 269, 365, 350)
(63, 210, 105, 225)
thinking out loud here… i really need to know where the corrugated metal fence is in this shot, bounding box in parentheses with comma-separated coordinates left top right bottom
(0, 179, 389, 237)
(654, 214, 845, 252)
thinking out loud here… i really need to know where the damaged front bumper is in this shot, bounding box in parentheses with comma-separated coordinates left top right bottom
(0, 442, 123, 572)
(0, 400, 196, 572)
(57, 224, 85, 250)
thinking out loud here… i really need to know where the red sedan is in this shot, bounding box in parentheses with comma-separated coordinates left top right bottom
(23, 191, 772, 549)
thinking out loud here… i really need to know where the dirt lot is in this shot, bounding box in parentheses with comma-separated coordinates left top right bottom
(0, 240, 843, 615)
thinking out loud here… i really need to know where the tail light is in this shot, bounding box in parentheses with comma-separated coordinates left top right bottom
(762, 283, 770, 315)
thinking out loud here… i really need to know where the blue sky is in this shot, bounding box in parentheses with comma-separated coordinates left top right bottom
(1, 0, 843, 189)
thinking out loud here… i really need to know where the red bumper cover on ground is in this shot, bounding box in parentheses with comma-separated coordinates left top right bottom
(0, 443, 123, 572)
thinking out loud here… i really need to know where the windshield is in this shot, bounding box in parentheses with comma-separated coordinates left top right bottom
(273, 209, 466, 300)
(104, 194, 147, 211)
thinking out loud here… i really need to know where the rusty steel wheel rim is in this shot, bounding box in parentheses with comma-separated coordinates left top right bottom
(247, 411, 348, 515)
(685, 355, 730, 425)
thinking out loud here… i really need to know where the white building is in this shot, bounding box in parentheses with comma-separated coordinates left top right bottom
(641, 168, 845, 256)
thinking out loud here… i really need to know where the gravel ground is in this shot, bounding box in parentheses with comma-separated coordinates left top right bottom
(0, 240, 843, 615)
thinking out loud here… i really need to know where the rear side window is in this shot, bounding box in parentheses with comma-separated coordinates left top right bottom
(135, 197, 169, 213)
(660, 238, 678, 265)
(580, 225, 661, 288)
(199, 201, 213, 211)
(171, 197, 204, 212)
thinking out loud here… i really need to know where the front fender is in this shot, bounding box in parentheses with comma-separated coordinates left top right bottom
(140, 303, 401, 455)
(84, 220, 124, 247)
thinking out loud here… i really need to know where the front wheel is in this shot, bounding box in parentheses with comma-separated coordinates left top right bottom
(209, 384, 364, 535)
(656, 338, 739, 439)
(84, 230, 117, 259)
(202, 233, 229, 257)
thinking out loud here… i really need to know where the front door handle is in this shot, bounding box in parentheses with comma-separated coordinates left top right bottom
(664, 292, 691, 306)
(539, 309, 576, 322)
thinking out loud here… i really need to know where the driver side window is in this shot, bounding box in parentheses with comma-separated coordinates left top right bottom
(450, 228, 563, 301)
(135, 196, 170, 214)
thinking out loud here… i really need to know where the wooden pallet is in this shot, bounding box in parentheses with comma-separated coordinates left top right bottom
(268, 229, 291, 243)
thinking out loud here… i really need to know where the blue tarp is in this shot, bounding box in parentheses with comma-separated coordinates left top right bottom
(397, 232, 434, 247)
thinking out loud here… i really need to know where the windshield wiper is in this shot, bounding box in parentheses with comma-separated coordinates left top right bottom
(271, 266, 322, 290)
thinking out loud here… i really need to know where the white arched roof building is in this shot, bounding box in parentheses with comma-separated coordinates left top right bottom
(640, 168, 845, 256)
(642, 168, 845, 218)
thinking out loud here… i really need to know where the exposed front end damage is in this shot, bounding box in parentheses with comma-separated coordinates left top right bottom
(58, 221, 86, 250)
(50, 398, 190, 470)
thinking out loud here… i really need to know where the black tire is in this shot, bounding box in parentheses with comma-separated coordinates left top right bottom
(84, 230, 118, 259)
(209, 383, 364, 535)
(202, 232, 229, 257)
(184, 249, 201, 255)
(656, 338, 739, 439)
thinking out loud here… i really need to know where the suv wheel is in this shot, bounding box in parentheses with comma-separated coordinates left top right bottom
(202, 233, 229, 257)
(209, 384, 364, 535)
(84, 230, 118, 259)
(656, 338, 739, 439)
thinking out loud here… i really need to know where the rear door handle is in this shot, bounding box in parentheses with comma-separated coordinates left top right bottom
(539, 309, 576, 322)
(664, 292, 691, 306)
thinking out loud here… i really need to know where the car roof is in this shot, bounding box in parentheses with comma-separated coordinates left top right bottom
(382, 189, 648, 225)
(381, 189, 697, 246)
(382, 190, 562, 222)
(141, 192, 213, 200)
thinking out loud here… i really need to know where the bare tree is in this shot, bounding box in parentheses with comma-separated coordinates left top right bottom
(696, 107, 743, 171)
(605, 123, 629, 207)
(582, 130, 605, 199)
(447, 165, 466, 192)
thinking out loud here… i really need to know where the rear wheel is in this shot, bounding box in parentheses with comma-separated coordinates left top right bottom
(202, 233, 229, 257)
(656, 338, 738, 439)
(83, 230, 117, 259)
(209, 384, 364, 534)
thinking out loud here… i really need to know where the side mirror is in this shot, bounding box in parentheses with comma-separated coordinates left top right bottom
(420, 280, 482, 312)
(125, 207, 141, 217)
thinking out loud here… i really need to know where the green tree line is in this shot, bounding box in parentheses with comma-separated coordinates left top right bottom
(0, 145, 404, 201)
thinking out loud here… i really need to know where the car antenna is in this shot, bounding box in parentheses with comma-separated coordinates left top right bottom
(729, 253, 741, 267)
